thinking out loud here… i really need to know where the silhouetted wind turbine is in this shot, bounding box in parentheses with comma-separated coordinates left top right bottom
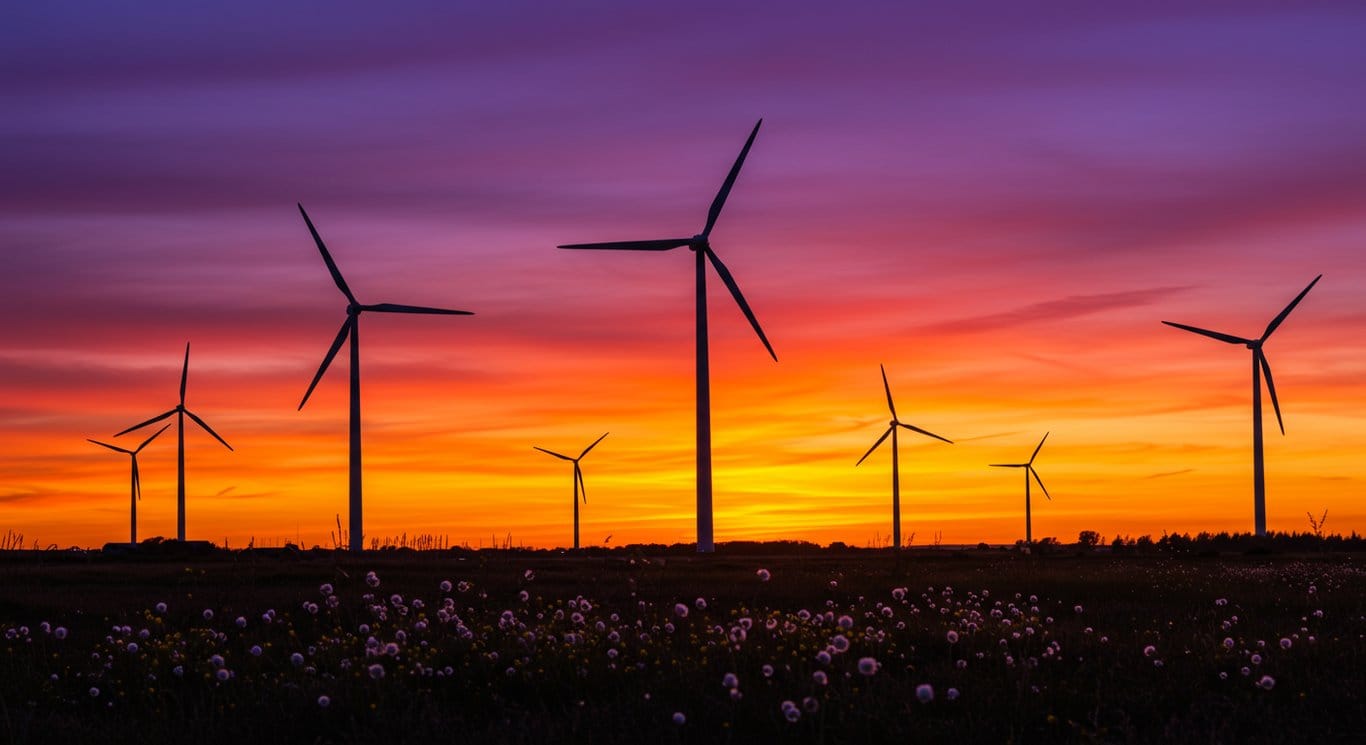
(559, 120, 776, 553)
(534, 432, 608, 550)
(89, 424, 171, 545)
(296, 203, 474, 552)
(116, 343, 232, 542)
(990, 433, 1051, 546)
(855, 365, 952, 550)
(1162, 274, 1321, 536)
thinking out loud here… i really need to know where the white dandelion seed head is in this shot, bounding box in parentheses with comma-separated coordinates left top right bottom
(317, 695, 330, 707)
(947, 687, 960, 701)
(1257, 675, 1275, 690)
(722, 672, 738, 689)
(202, 609, 214, 621)
(368, 663, 385, 680)
(672, 712, 686, 725)
(757, 568, 771, 581)
(857, 657, 879, 676)
(916, 683, 935, 703)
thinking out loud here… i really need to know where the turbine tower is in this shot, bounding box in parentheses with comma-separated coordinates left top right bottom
(296, 203, 474, 552)
(558, 120, 776, 553)
(534, 432, 608, 550)
(116, 344, 232, 541)
(1162, 274, 1321, 536)
(855, 364, 951, 550)
(89, 424, 171, 544)
(990, 433, 1051, 546)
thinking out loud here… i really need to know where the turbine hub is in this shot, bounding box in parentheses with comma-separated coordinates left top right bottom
(347, 304, 361, 316)
(689, 234, 708, 250)
(1247, 339, 1261, 350)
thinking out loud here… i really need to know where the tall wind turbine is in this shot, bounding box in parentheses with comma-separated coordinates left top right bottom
(558, 120, 776, 553)
(990, 433, 1051, 546)
(1162, 274, 1321, 536)
(534, 432, 608, 550)
(89, 424, 171, 545)
(855, 364, 952, 550)
(116, 344, 232, 542)
(296, 203, 474, 552)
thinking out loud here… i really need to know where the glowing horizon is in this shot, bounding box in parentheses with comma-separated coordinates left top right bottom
(4, 1, 1365, 550)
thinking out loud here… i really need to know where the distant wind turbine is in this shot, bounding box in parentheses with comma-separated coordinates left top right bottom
(1162, 274, 1321, 536)
(855, 365, 952, 550)
(296, 203, 474, 552)
(559, 120, 776, 553)
(990, 433, 1051, 546)
(534, 432, 608, 550)
(89, 424, 171, 545)
(116, 343, 232, 542)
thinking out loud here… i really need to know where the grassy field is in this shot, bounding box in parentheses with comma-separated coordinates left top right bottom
(0, 548, 1362, 743)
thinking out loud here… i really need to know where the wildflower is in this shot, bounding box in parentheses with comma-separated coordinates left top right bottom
(1143, 645, 1157, 658)
(524, 569, 535, 581)
(762, 664, 775, 678)
(1279, 638, 1292, 650)
(368, 664, 385, 680)
(672, 712, 686, 725)
(816, 650, 831, 665)
(319, 583, 333, 596)
(946, 630, 960, 644)
(155, 602, 168, 614)
(216, 669, 231, 682)
(832, 634, 850, 652)
(1257, 675, 1275, 690)
(695, 597, 707, 611)
(802, 696, 819, 712)
(235, 616, 247, 629)
(756, 568, 771, 582)
(365, 571, 380, 588)
(53, 627, 67, 640)
(202, 609, 214, 621)
(290, 653, 305, 667)
(857, 657, 879, 676)
(1223, 638, 1235, 650)
(721, 672, 739, 689)
(1074, 604, 1083, 614)
(956, 659, 968, 670)
(916, 683, 935, 703)
(837, 615, 854, 630)
(89, 687, 100, 698)
(947, 687, 960, 700)
(127, 642, 139, 654)
(1215, 598, 1227, 606)
(210, 654, 225, 668)
(674, 603, 689, 618)
(781, 700, 801, 722)
(439, 580, 452, 593)
(1251, 654, 1262, 665)
(318, 695, 331, 707)
(812, 670, 828, 685)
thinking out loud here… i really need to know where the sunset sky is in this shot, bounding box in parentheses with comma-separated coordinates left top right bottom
(4, 1, 1365, 549)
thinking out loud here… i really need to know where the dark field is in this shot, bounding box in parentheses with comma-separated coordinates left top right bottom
(1, 548, 1362, 744)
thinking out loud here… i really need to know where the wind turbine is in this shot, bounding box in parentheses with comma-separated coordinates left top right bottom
(559, 120, 776, 553)
(855, 364, 952, 550)
(534, 432, 608, 550)
(296, 203, 474, 552)
(89, 424, 171, 545)
(1162, 274, 1321, 536)
(990, 433, 1051, 546)
(116, 343, 232, 541)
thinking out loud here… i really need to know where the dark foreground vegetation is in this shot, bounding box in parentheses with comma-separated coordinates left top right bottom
(0, 543, 1362, 744)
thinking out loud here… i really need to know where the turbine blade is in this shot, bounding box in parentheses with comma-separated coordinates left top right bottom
(298, 203, 357, 304)
(135, 423, 173, 453)
(132, 458, 142, 501)
(1030, 466, 1051, 500)
(185, 409, 232, 451)
(365, 303, 474, 316)
(989, 463, 1025, 468)
(558, 238, 692, 251)
(879, 364, 897, 420)
(703, 119, 762, 237)
(299, 317, 352, 410)
(705, 247, 777, 361)
(179, 342, 190, 406)
(534, 446, 573, 461)
(1262, 274, 1322, 340)
(1029, 432, 1049, 465)
(1161, 321, 1251, 346)
(899, 422, 953, 444)
(575, 464, 587, 504)
(88, 439, 133, 455)
(1258, 350, 1285, 435)
(579, 432, 609, 459)
(114, 409, 176, 437)
(856, 427, 893, 466)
